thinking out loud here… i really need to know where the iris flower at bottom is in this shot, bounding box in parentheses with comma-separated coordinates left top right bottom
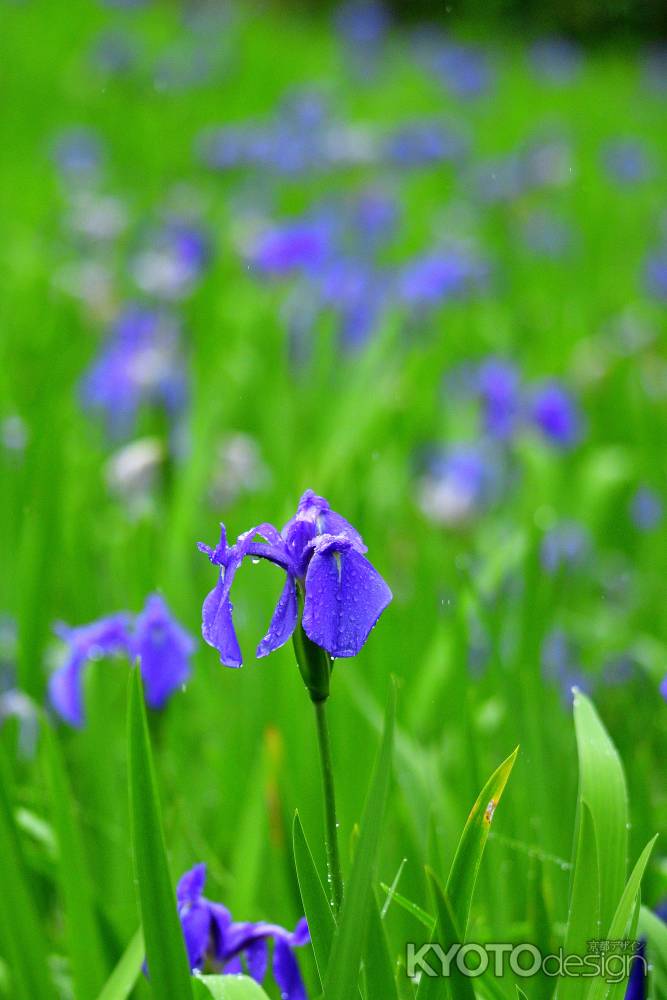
(175, 864, 310, 999)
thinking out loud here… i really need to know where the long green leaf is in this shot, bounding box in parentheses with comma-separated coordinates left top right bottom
(364, 895, 400, 1000)
(41, 720, 107, 1000)
(293, 811, 336, 984)
(446, 746, 519, 935)
(96, 928, 144, 1000)
(559, 803, 599, 1000)
(0, 750, 52, 1000)
(572, 692, 628, 936)
(193, 974, 271, 998)
(427, 870, 476, 1000)
(585, 835, 658, 1000)
(127, 667, 193, 1000)
(322, 679, 396, 1000)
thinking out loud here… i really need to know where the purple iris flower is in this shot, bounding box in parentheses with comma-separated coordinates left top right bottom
(48, 596, 194, 726)
(529, 38, 582, 85)
(661, 675, 667, 702)
(249, 221, 334, 277)
(198, 490, 392, 666)
(397, 252, 484, 309)
(603, 140, 653, 185)
(384, 120, 467, 168)
(630, 486, 663, 531)
(130, 221, 211, 300)
(417, 444, 501, 526)
(541, 521, 590, 574)
(426, 41, 494, 99)
(52, 128, 104, 178)
(80, 305, 188, 436)
(530, 382, 582, 449)
(474, 358, 522, 440)
(176, 864, 309, 998)
(624, 940, 647, 1000)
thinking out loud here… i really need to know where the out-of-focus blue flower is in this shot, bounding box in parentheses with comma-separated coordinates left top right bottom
(384, 120, 467, 168)
(541, 521, 590, 574)
(474, 358, 522, 440)
(603, 140, 653, 185)
(49, 615, 132, 727)
(397, 251, 484, 309)
(643, 46, 667, 94)
(352, 189, 398, 244)
(314, 257, 387, 350)
(530, 382, 582, 449)
(52, 128, 104, 178)
(175, 864, 309, 998)
(541, 628, 590, 706)
(521, 210, 574, 258)
(417, 444, 501, 526)
(199, 489, 392, 666)
(335, 1, 388, 49)
(470, 153, 527, 204)
(90, 30, 139, 77)
(48, 596, 194, 726)
(630, 486, 663, 531)
(425, 41, 494, 99)
(130, 221, 211, 300)
(645, 251, 667, 300)
(132, 595, 194, 709)
(529, 38, 582, 85)
(248, 220, 334, 277)
(661, 674, 667, 703)
(80, 305, 188, 436)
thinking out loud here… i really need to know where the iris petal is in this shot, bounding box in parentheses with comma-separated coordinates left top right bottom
(256, 575, 299, 658)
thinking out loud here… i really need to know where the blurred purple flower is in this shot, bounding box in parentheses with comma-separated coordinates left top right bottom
(541, 628, 590, 706)
(335, 1, 388, 48)
(175, 864, 309, 998)
(384, 120, 467, 168)
(52, 128, 104, 178)
(645, 251, 667, 300)
(49, 596, 194, 726)
(630, 486, 663, 531)
(603, 140, 653, 185)
(474, 358, 522, 440)
(541, 521, 590, 574)
(80, 305, 188, 436)
(397, 251, 484, 309)
(530, 382, 582, 448)
(249, 220, 334, 276)
(624, 940, 647, 1000)
(529, 38, 582, 85)
(130, 221, 211, 300)
(199, 489, 391, 666)
(426, 41, 494, 99)
(417, 444, 501, 526)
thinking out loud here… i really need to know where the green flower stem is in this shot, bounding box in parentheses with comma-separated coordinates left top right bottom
(313, 696, 344, 916)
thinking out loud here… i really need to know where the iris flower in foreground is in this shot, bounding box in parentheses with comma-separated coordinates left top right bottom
(176, 864, 309, 1000)
(199, 489, 392, 669)
(49, 594, 194, 726)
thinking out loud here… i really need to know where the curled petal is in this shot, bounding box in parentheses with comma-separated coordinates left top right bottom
(302, 538, 392, 657)
(180, 903, 211, 971)
(177, 863, 207, 906)
(256, 575, 298, 658)
(48, 655, 86, 727)
(202, 573, 243, 668)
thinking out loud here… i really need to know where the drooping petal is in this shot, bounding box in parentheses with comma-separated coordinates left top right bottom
(290, 918, 310, 947)
(180, 902, 212, 971)
(256, 575, 298, 658)
(202, 573, 243, 668)
(177, 863, 207, 906)
(273, 937, 307, 1000)
(48, 654, 86, 727)
(246, 938, 268, 982)
(302, 536, 392, 657)
(133, 594, 195, 709)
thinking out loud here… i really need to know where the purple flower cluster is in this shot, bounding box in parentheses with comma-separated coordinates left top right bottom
(176, 864, 309, 998)
(49, 595, 194, 726)
(199, 490, 392, 666)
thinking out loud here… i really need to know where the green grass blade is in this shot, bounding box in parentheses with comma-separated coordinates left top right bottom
(193, 975, 271, 998)
(41, 720, 107, 999)
(584, 835, 658, 1000)
(379, 883, 435, 932)
(322, 679, 396, 1000)
(559, 803, 599, 1000)
(572, 692, 628, 936)
(96, 928, 144, 1000)
(446, 747, 519, 935)
(364, 895, 400, 1000)
(0, 750, 52, 1000)
(424, 870, 476, 1000)
(127, 667, 193, 1000)
(292, 811, 336, 984)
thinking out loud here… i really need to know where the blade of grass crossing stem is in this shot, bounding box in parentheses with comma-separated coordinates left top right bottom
(0, 750, 52, 1000)
(558, 803, 599, 1000)
(584, 836, 658, 1000)
(96, 928, 144, 1000)
(41, 720, 107, 1000)
(572, 692, 628, 936)
(127, 668, 193, 1000)
(192, 975, 272, 998)
(364, 895, 400, 1000)
(322, 680, 396, 1000)
(293, 812, 336, 984)
(446, 747, 519, 935)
